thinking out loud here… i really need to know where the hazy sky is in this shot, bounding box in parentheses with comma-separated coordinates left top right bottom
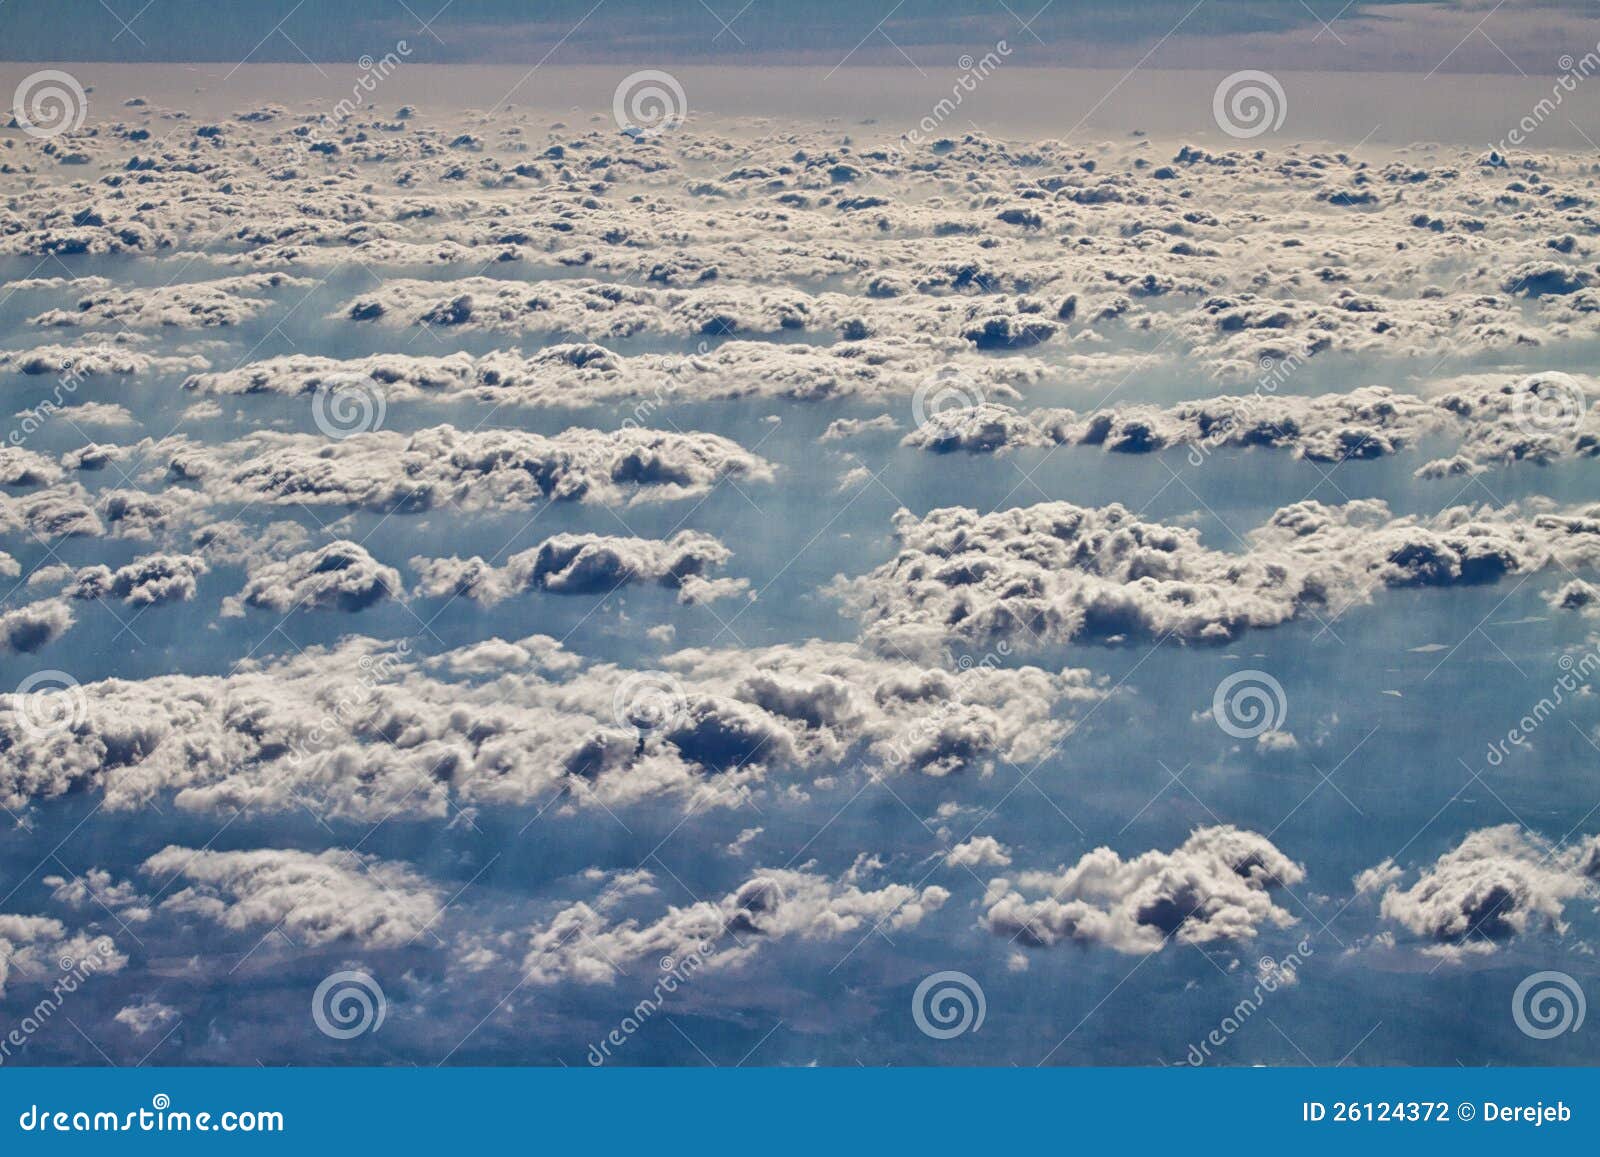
(1, 0, 1594, 73)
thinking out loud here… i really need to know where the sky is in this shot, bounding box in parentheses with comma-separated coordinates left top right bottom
(0, 0, 1596, 73)
(0, 0, 1598, 1069)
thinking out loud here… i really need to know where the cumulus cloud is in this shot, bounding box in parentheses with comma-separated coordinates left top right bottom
(410, 531, 734, 604)
(1370, 825, 1600, 956)
(522, 865, 948, 984)
(115, 1000, 179, 1035)
(225, 540, 400, 615)
(946, 835, 1012, 868)
(0, 914, 126, 997)
(901, 375, 1599, 475)
(152, 424, 775, 511)
(143, 845, 444, 949)
(184, 338, 1044, 407)
(0, 635, 1103, 819)
(65, 553, 209, 606)
(839, 498, 1600, 653)
(985, 826, 1305, 954)
(0, 598, 75, 652)
(28, 273, 312, 329)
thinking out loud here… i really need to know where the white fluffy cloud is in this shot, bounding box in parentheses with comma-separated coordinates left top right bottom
(1370, 825, 1600, 956)
(143, 845, 444, 949)
(985, 826, 1305, 954)
(0, 635, 1104, 819)
(522, 865, 949, 984)
(839, 498, 1600, 654)
(410, 531, 734, 604)
(226, 540, 400, 615)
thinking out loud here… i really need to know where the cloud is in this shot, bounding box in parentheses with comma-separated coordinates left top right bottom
(838, 497, 1600, 654)
(0, 635, 1104, 819)
(0, 913, 126, 997)
(522, 864, 948, 984)
(27, 273, 312, 329)
(143, 845, 445, 949)
(225, 540, 401, 615)
(410, 531, 734, 604)
(184, 338, 1044, 408)
(900, 376, 1599, 476)
(65, 552, 209, 606)
(1371, 825, 1600, 956)
(946, 835, 1012, 868)
(985, 826, 1305, 954)
(114, 1000, 179, 1035)
(153, 424, 776, 511)
(0, 598, 75, 652)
